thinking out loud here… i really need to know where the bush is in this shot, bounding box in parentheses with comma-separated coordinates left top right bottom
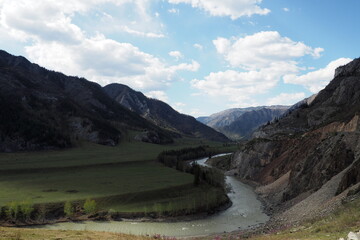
(5, 202, 19, 220)
(64, 201, 74, 217)
(18, 200, 34, 220)
(83, 199, 97, 214)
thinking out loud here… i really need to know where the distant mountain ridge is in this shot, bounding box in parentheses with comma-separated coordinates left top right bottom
(198, 106, 289, 139)
(0, 50, 175, 151)
(103, 83, 229, 142)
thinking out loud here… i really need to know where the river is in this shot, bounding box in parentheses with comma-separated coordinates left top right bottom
(35, 154, 269, 237)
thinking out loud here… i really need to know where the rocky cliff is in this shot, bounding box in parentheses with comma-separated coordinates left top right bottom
(219, 58, 360, 223)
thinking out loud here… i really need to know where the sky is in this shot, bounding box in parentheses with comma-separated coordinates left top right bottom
(0, 0, 359, 117)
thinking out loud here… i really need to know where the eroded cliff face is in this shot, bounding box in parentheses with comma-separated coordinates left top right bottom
(226, 58, 360, 212)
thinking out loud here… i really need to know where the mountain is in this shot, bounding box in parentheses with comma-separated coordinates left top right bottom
(198, 106, 289, 139)
(103, 83, 229, 142)
(216, 58, 360, 225)
(0, 50, 174, 152)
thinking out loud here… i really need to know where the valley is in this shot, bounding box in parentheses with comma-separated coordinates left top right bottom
(1, 51, 360, 240)
(0, 135, 236, 225)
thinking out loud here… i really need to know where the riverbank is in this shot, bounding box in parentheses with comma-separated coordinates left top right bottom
(0, 184, 230, 228)
(2, 194, 358, 240)
(15, 171, 268, 237)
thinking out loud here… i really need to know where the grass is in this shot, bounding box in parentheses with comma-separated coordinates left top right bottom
(0, 135, 234, 216)
(0, 227, 151, 240)
(0, 136, 236, 170)
(0, 197, 359, 239)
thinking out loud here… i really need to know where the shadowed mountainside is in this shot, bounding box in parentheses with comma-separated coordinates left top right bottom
(103, 83, 229, 142)
(0, 50, 174, 152)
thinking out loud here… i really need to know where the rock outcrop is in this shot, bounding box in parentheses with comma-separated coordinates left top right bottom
(219, 58, 360, 221)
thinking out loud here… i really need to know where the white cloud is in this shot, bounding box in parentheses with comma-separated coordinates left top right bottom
(283, 7, 289, 12)
(173, 102, 186, 113)
(168, 0, 270, 19)
(284, 58, 353, 93)
(267, 92, 306, 106)
(168, 8, 179, 14)
(169, 50, 184, 60)
(146, 91, 169, 102)
(0, 0, 197, 92)
(120, 26, 165, 38)
(213, 31, 324, 70)
(192, 31, 325, 106)
(193, 43, 203, 50)
(191, 69, 281, 106)
(0, 0, 165, 41)
(25, 35, 200, 90)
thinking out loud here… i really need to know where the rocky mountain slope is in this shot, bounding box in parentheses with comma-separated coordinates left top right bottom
(211, 57, 360, 224)
(198, 106, 288, 139)
(0, 50, 174, 152)
(103, 83, 229, 142)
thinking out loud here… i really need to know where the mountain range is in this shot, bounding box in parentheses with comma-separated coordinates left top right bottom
(103, 83, 229, 142)
(198, 106, 289, 139)
(0, 50, 228, 152)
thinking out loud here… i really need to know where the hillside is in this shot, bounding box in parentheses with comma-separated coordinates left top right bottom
(0, 50, 179, 152)
(216, 58, 360, 226)
(198, 106, 288, 139)
(103, 83, 229, 142)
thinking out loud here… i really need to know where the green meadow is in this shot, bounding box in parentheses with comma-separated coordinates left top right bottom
(0, 135, 236, 215)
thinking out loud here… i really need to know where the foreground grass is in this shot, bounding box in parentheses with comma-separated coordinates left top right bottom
(0, 227, 150, 240)
(0, 197, 359, 239)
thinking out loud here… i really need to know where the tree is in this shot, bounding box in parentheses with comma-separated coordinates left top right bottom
(193, 163, 201, 186)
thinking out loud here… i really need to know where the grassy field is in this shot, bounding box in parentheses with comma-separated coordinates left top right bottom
(0, 196, 359, 239)
(0, 135, 236, 216)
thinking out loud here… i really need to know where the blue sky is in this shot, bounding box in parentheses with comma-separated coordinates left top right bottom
(0, 0, 359, 116)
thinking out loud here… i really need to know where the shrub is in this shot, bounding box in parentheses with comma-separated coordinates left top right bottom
(5, 202, 19, 220)
(64, 201, 74, 217)
(18, 200, 34, 220)
(83, 199, 97, 214)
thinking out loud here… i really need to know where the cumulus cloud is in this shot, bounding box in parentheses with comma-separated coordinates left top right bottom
(145, 91, 169, 102)
(267, 92, 306, 106)
(173, 102, 186, 113)
(168, 0, 270, 19)
(25, 35, 200, 90)
(191, 31, 325, 106)
(169, 50, 184, 60)
(213, 31, 324, 70)
(284, 58, 353, 93)
(191, 69, 280, 106)
(0, 0, 198, 91)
